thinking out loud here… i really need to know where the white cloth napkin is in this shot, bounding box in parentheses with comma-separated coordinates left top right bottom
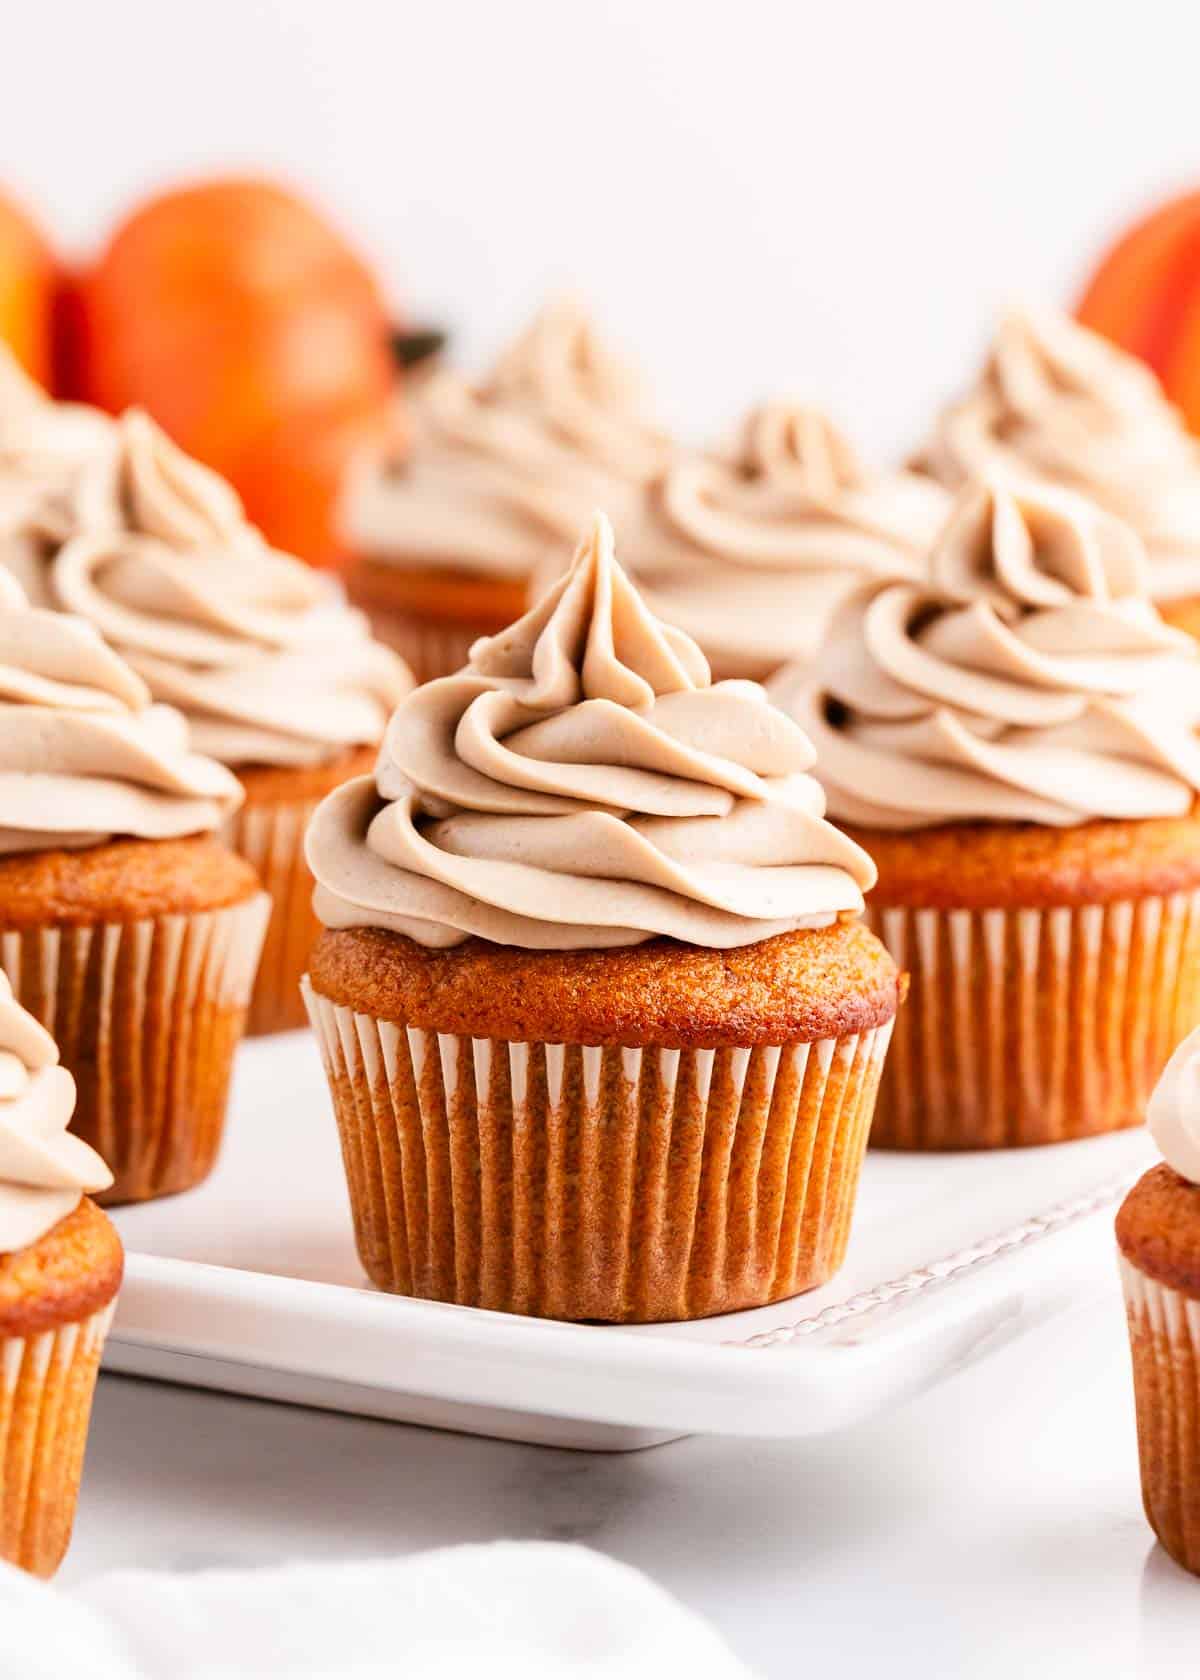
(0, 1540, 752, 1679)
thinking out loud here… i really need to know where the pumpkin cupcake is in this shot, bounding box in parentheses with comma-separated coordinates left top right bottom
(302, 513, 901, 1323)
(8, 409, 411, 1034)
(0, 973, 121, 1577)
(0, 568, 267, 1201)
(913, 305, 1200, 632)
(339, 295, 674, 682)
(623, 401, 950, 680)
(779, 475, 1200, 1149)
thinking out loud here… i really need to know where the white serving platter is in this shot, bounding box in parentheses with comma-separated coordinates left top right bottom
(105, 1031, 1155, 1451)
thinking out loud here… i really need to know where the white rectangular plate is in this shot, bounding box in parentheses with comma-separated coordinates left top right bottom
(106, 1033, 1153, 1451)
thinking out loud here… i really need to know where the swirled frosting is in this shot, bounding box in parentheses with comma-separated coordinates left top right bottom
(629, 403, 951, 678)
(307, 512, 875, 949)
(0, 566, 243, 853)
(1148, 1027, 1200, 1184)
(340, 297, 673, 581)
(915, 307, 1200, 603)
(12, 412, 412, 769)
(0, 972, 112, 1252)
(778, 477, 1200, 829)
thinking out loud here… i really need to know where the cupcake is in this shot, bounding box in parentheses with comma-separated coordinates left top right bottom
(779, 475, 1200, 1149)
(339, 295, 674, 682)
(0, 973, 121, 1576)
(625, 402, 950, 680)
(302, 512, 901, 1323)
(7, 409, 412, 1035)
(913, 305, 1200, 629)
(0, 567, 268, 1201)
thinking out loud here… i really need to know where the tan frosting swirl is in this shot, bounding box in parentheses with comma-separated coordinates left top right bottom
(630, 403, 952, 678)
(0, 973, 112, 1253)
(0, 567, 243, 853)
(915, 307, 1200, 603)
(1148, 1026, 1200, 1184)
(778, 478, 1200, 829)
(13, 412, 412, 769)
(307, 512, 875, 949)
(340, 297, 673, 580)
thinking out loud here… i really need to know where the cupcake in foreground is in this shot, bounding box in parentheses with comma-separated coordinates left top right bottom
(913, 305, 1200, 630)
(778, 475, 1200, 1149)
(0, 973, 122, 1576)
(339, 295, 674, 682)
(0, 568, 268, 1200)
(302, 512, 902, 1323)
(15, 410, 412, 1034)
(1118, 1027, 1200, 1575)
(625, 402, 949, 680)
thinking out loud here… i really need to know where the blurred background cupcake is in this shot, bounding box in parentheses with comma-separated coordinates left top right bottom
(2, 399, 412, 1035)
(338, 295, 675, 681)
(779, 474, 1200, 1149)
(302, 512, 901, 1322)
(0, 568, 268, 1201)
(913, 305, 1200, 636)
(1118, 1025, 1200, 1576)
(625, 401, 949, 680)
(0, 972, 121, 1577)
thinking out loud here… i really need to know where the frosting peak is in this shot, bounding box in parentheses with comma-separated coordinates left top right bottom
(0, 972, 112, 1253)
(0, 570, 243, 854)
(780, 478, 1200, 829)
(1149, 1027, 1200, 1184)
(916, 306, 1200, 603)
(629, 401, 951, 680)
(308, 512, 874, 950)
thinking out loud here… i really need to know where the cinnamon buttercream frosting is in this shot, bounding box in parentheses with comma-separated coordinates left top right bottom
(13, 411, 412, 769)
(0, 973, 112, 1253)
(1148, 1026, 1200, 1185)
(0, 567, 243, 853)
(779, 477, 1200, 829)
(915, 306, 1200, 603)
(629, 402, 951, 678)
(340, 297, 673, 580)
(307, 512, 875, 949)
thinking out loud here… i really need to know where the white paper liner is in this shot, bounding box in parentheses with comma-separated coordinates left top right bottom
(302, 977, 893, 1322)
(0, 893, 269, 1202)
(867, 892, 1200, 1148)
(224, 801, 321, 1035)
(0, 1299, 116, 1577)
(1120, 1255, 1200, 1575)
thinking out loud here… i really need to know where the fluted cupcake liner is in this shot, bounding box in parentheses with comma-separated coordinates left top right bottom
(302, 977, 893, 1323)
(359, 608, 490, 686)
(0, 1301, 115, 1577)
(0, 895, 269, 1204)
(1120, 1257, 1200, 1575)
(866, 893, 1200, 1149)
(224, 800, 322, 1036)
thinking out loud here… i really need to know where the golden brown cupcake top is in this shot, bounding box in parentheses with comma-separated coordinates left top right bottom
(915, 306, 1200, 605)
(779, 476, 1200, 829)
(307, 512, 875, 950)
(0, 567, 242, 853)
(0, 972, 112, 1253)
(8, 410, 412, 770)
(1118, 1164, 1200, 1298)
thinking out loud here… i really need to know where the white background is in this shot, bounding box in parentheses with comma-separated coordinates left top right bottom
(11, 0, 1200, 456)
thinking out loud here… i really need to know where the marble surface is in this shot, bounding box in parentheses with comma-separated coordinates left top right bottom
(59, 1287, 1196, 1679)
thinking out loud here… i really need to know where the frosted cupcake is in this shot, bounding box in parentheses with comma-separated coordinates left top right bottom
(302, 513, 901, 1323)
(626, 402, 949, 679)
(0, 974, 121, 1576)
(9, 410, 411, 1035)
(914, 306, 1200, 628)
(0, 347, 113, 570)
(779, 475, 1200, 1149)
(0, 568, 267, 1200)
(340, 296, 674, 682)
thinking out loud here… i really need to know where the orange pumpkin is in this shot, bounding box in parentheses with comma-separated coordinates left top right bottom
(0, 188, 56, 387)
(76, 178, 396, 561)
(1077, 190, 1200, 430)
